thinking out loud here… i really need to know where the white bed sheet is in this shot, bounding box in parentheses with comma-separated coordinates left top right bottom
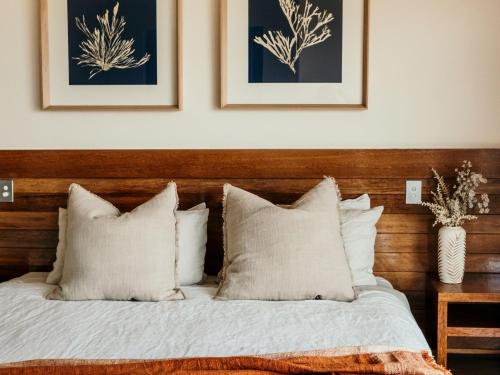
(0, 273, 429, 363)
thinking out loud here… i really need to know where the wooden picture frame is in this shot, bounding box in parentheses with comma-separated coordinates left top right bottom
(220, 0, 370, 109)
(40, 0, 183, 110)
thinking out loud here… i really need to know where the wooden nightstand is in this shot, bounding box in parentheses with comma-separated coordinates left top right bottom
(428, 273, 500, 367)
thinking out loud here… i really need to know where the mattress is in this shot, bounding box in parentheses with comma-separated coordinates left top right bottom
(0, 273, 429, 363)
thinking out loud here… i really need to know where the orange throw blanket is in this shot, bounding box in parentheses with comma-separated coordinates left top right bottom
(0, 350, 450, 375)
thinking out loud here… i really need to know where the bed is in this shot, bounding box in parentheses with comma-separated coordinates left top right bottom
(0, 149, 481, 374)
(0, 273, 445, 374)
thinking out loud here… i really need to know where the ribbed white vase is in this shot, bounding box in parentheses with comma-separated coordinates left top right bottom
(437, 226, 466, 284)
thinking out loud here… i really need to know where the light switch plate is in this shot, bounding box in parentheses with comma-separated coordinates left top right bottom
(406, 180, 422, 205)
(0, 180, 14, 203)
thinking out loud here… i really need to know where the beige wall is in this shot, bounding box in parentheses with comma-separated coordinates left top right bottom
(0, 0, 499, 149)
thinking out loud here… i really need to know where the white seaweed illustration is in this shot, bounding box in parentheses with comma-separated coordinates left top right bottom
(254, 0, 334, 74)
(73, 2, 151, 79)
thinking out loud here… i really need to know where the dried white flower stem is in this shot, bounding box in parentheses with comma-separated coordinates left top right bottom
(422, 161, 489, 227)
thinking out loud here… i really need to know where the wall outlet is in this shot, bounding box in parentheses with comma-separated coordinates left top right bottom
(406, 180, 422, 205)
(0, 180, 14, 203)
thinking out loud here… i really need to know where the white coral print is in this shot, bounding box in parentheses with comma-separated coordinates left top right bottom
(73, 2, 151, 79)
(254, 0, 334, 74)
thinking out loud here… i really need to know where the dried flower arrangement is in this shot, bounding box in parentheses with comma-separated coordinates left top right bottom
(422, 161, 489, 227)
(254, 0, 334, 74)
(73, 2, 151, 79)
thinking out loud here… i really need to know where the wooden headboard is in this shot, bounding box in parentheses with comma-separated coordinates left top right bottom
(0, 149, 499, 327)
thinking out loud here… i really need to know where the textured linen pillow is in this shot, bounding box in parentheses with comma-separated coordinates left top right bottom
(46, 203, 209, 286)
(216, 193, 372, 282)
(216, 178, 355, 301)
(47, 183, 183, 301)
(341, 206, 384, 286)
(46, 208, 67, 285)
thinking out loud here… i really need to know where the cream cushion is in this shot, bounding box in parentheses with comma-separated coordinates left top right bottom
(48, 183, 183, 301)
(47, 203, 209, 287)
(216, 178, 355, 301)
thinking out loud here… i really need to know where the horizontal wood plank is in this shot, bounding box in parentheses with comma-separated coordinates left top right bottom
(1, 216, 498, 254)
(0, 212, 58, 230)
(0, 231, 58, 249)
(377, 215, 500, 234)
(448, 327, 500, 338)
(375, 272, 426, 291)
(376, 234, 500, 253)
(373, 253, 500, 273)
(10, 178, 500, 195)
(2, 193, 499, 216)
(374, 253, 430, 272)
(448, 337, 500, 351)
(0, 244, 497, 274)
(1, 150, 499, 179)
(2, 212, 499, 234)
(0, 248, 55, 266)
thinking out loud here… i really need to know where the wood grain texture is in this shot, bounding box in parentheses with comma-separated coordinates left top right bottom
(376, 234, 500, 254)
(373, 253, 499, 273)
(10, 178, 500, 195)
(449, 336, 500, 352)
(447, 327, 500, 338)
(1, 150, 499, 178)
(39, 0, 50, 109)
(3, 193, 499, 215)
(0, 231, 58, 249)
(0, 149, 498, 336)
(433, 273, 500, 302)
(437, 300, 448, 367)
(431, 274, 500, 367)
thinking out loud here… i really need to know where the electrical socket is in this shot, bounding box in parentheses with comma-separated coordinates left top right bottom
(0, 180, 14, 203)
(406, 180, 422, 205)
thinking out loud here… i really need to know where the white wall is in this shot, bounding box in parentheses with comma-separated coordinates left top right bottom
(1, 0, 499, 149)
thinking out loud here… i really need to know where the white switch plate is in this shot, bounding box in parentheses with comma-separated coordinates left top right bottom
(406, 180, 422, 204)
(0, 180, 14, 203)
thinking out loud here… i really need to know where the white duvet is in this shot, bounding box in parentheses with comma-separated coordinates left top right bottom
(0, 273, 429, 363)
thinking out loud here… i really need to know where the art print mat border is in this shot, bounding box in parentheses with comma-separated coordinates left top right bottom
(221, 0, 369, 109)
(40, 0, 183, 110)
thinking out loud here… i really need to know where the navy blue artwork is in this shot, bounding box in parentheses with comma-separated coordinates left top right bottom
(249, 0, 342, 83)
(67, 0, 157, 85)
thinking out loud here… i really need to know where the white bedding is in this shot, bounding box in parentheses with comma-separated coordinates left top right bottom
(0, 273, 429, 363)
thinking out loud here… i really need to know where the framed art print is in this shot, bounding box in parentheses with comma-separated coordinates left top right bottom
(40, 0, 182, 110)
(221, 0, 369, 108)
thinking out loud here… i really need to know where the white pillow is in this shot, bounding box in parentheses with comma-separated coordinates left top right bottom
(176, 204, 209, 285)
(340, 194, 370, 210)
(46, 203, 209, 287)
(341, 206, 384, 286)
